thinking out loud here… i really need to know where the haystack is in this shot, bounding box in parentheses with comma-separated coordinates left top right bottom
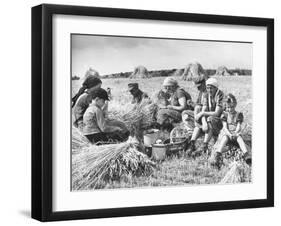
(181, 62, 206, 81)
(84, 67, 100, 80)
(215, 66, 232, 76)
(129, 65, 150, 79)
(172, 68, 184, 77)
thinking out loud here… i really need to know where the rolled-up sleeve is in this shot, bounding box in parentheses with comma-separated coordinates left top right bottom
(215, 90, 224, 108)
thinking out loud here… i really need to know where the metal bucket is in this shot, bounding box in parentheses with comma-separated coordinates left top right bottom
(143, 129, 160, 147)
(151, 144, 168, 160)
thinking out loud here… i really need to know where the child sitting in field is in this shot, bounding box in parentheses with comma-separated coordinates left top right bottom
(83, 88, 129, 144)
(210, 94, 251, 168)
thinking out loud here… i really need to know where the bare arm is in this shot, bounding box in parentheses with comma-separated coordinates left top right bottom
(202, 105, 223, 117)
(235, 122, 242, 135)
(169, 97, 187, 111)
(222, 121, 232, 137)
(158, 102, 168, 109)
(201, 116, 207, 125)
(195, 105, 207, 121)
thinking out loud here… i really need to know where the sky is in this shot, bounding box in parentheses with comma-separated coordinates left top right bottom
(71, 34, 252, 77)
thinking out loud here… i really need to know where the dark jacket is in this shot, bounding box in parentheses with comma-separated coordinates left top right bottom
(131, 90, 149, 104)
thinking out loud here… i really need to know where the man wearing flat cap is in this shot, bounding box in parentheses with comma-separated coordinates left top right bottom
(128, 83, 149, 105)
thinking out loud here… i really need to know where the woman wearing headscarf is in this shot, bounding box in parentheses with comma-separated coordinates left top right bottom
(72, 76, 103, 130)
(183, 62, 209, 114)
(72, 73, 101, 107)
(156, 77, 192, 130)
(189, 77, 224, 156)
(73, 79, 129, 137)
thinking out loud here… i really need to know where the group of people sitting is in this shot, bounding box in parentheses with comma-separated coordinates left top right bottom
(72, 75, 130, 144)
(153, 75, 251, 167)
(185, 77, 251, 167)
(72, 72, 251, 167)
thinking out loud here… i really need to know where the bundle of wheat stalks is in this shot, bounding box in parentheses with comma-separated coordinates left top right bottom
(241, 123, 252, 146)
(108, 100, 158, 131)
(219, 161, 251, 184)
(72, 137, 156, 190)
(72, 126, 91, 151)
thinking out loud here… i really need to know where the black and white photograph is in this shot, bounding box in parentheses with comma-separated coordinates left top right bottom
(29, 2, 274, 222)
(71, 34, 253, 191)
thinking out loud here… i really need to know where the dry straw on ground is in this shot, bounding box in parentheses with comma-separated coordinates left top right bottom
(72, 126, 91, 151)
(71, 100, 159, 190)
(219, 161, 251, 184)
(108, 100, 158, 131)
(72, 137, 156, 190)
(71, 94, 252, 189)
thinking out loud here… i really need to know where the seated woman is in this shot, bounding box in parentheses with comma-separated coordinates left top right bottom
(156, 77, 192, 130)
(72, 73, 101, 107)
(83, 88, 129, 144)
(72, 76, 103, 130)
(189, 78, 224, 156)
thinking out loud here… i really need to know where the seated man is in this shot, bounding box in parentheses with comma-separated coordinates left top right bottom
(128, 83, 149, 104)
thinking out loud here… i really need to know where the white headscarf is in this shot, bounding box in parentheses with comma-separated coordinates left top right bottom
(206, 77, 218, 88)
(163, 77, 178, 87)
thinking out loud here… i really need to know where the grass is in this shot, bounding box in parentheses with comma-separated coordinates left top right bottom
(72, 76, 252, 124)
(105, 155, 225, 188)
(72, 76, 252, 189)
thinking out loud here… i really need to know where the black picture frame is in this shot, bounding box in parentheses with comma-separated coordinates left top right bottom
(31, 3, 274, 222)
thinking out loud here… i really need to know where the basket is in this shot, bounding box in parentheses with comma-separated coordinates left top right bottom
(170, 124, 193, 143)
(151, 138, 189, 160)
(164, 138, 189, 155)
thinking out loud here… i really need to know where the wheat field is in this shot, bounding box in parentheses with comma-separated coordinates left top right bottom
(72, 76, 252, 189)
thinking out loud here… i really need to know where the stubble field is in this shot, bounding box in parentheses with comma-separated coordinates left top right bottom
(72, 76, 252, 189)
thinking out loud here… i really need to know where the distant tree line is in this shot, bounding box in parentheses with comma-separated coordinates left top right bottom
(102, 68, 251, 78)
(205, 69, 252, 76)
